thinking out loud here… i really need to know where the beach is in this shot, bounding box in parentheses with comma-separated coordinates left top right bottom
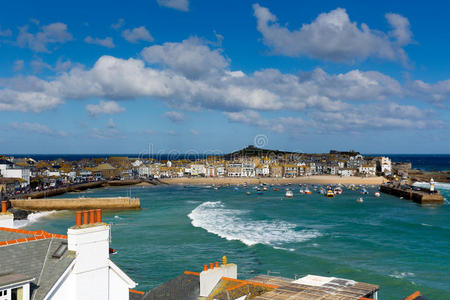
(160, 175, 386, 185)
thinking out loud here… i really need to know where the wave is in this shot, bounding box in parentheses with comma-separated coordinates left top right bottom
(13, 211, 57, 228)
(389, 272, 415, 279)
(188, 201, 321, 248)
(413, 181, 450, 191)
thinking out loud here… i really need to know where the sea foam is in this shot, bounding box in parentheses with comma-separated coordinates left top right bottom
(413, 181, 450, 191)
(188, 201, 321, 248)
(13, 211, 56, 228)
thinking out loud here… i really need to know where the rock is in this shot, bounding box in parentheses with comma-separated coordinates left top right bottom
(8, 208, 31, 220)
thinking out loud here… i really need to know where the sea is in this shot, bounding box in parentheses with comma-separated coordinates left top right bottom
(11, 154, 450, 299)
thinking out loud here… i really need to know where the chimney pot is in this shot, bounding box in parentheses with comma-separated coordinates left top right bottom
(96, 209, 102, 223)
(82, 211, 89, 225)
(89, 210, 95, 224)
(76, 211, 82, 226)
(222, 256, 227, 265)
(1, 201, 6, 213)
(203, 265, 208, 271)
(209, 263, 213, 270)
(215, 261, 219, 268)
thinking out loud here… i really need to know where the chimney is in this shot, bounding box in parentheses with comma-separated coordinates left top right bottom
(68, 209, 110, 299)
(199, 256, 237, 297)
(0, 200, 13, 228)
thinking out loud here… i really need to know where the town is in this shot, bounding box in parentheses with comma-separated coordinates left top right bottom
(0, 146, 396, 198)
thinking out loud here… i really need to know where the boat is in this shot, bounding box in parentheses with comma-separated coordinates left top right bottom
(285, 190, 294, 198)
(334, 187, 343, 195)
(304, 189, 312, 195)
(263, 186, 267, 191)
(361, 188, 368, 195)
(357, 197, 364, 203)
(273, 188, 279, 191)
(326, 190, 335, 198)
(246, 191, 251, 195)
(374, 192, 380, 197)
(299, 189, 304, 194)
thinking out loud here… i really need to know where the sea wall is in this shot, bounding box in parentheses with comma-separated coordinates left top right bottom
(380, 184, 444, 204)
(10, 197, 141, 211)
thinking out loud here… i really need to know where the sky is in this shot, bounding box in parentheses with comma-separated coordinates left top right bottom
(0, 0, 449, 154)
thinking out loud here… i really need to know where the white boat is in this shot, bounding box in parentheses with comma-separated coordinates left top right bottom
(357, 197, 364, 203)
(374, 192, 381, 197)
(334, 187, 343, 195)
(285, 190, 294, 198)
(304, 189, 312, 195)
(299, 189, 304, 194)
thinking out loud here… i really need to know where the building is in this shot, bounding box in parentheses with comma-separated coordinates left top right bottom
(136, 256, 380, 300)
(0, 207, 138, 300)
(375, 157, 392, 174)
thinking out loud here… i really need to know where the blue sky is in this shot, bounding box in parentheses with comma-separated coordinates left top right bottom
(0, 0, 449, 154)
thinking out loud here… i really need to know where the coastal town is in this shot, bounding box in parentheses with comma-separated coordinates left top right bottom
(0, 146, 397, 198)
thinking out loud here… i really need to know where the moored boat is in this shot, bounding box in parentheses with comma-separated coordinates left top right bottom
(285, 190, 294, 198)
(326, 190, 334, 198)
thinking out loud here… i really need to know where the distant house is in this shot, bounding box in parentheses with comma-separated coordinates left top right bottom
(92, 163, 118, 179)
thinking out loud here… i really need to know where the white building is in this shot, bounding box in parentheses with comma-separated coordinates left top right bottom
(376, 157, 392, 174)
(1, 168, 31, 185)
(0, 209, 138, 300)
(358, 164, 376, 176)
(190, 164, 206, 176)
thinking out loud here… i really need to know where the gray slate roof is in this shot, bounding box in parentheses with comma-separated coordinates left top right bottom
(0, 230, 34, 241)
(0, 238, 75, 300)
(142, 273, 199, 300)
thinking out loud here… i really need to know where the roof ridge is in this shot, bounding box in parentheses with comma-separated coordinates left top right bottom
(33, 238, 54, 300)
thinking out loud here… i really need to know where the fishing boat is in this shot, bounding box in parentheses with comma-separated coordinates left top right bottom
(357, 197, 364, 203)
(285, 190, 294, 198)
(304, 189, 312, 195)
(326, 190, 335, 198)
(299, 189, 305, 194)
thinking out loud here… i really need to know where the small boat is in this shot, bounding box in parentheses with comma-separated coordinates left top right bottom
(299, 189, 304, 194)
(334, 187, 343, 195)
(273, 188, 279, 191)
(304, 189, 312, 195)
(374, 192, 381, 197)
(246, 191, 251, 195)
(263, 186, 267, 191)
(285, 190, 294, 198)
(357, 197, 364, 203)
(326, 190, 334, 198)
(361, 188, 368, 195)
(257, 191, 264, 195)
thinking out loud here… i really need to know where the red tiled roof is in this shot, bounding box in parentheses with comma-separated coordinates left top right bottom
(0, 227, 67, 247)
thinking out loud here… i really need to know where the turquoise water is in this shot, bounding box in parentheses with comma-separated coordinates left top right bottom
(23, 184, 450, 299)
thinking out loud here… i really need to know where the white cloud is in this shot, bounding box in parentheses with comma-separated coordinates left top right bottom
(163, 111, 185, 122)
(156, 0, 189, 11)
(253, 4, 411, 64)
(225, 110, 285, 133)
(17, 22, 73, 52)
(189, 129, 199, 135)
(408, 79, 450, 105)
(11, 122, 67, 137)
(13, 60, 25, 72)
(0, 26, 12, 37)
(30, 57, 52, 73)
(85, 36, 115, 48)
(86, 100, 126, 116)
(0, 89, 62, 113)
(122, 26, 153, 43)
(90, 127, 123, 139)
(141, 37, 229, 79)
(111, 18, 125, 30)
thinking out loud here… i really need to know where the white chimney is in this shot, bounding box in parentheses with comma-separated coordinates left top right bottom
(68, 210, 111, 300)
(200, 257, 237, 297)
(0, 200, 13, 228)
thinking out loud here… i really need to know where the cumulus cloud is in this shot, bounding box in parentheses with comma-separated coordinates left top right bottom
(156, 0, 189, 11)
(253, 4, 411, 64)
(111, 18, 125, 30)
(86, 100, 126, 116)
(122, 26, 153, 43)
(141, 37, 229, 79)
(85, 36, 115, 48)
(163, 111, 185, 122)
(17, 22, 73, 52)
(10, 122, 67, 137)
(0, 37, 447, 132)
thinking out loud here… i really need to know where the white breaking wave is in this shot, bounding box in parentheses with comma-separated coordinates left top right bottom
(188, 201, 321, 247)
(389, 272, 415, 279)
(13, 211, 56, 228)
(413, 181, 450, 191)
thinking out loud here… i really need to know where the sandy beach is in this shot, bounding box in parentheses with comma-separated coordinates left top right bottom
(160, 175, 386, 185)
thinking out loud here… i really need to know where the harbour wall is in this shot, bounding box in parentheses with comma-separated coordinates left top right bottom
(380, 184, 444, 204)
(10, 197, 141, 210)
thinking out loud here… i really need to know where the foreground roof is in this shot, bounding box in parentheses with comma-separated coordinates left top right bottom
(0, 227, 74, 300)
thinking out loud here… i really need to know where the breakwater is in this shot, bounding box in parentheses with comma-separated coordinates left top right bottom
(380, 184, 444, 204)
(10, 196, 140, 210)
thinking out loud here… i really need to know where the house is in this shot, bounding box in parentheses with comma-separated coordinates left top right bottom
(375, 157, 392, 174)
(269, 165, 282, 178)
(2, 168, 31, 186)
(0, 206, 137, 300)
(358, 164, 377, 176)
(225, 163, 242, 177)
(255, 164, 270, 177)
(282, 164, 298, 178)
(92, 163, 118, 179)
(241, 163, 255, 177)
(135, 256, 379, 300)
